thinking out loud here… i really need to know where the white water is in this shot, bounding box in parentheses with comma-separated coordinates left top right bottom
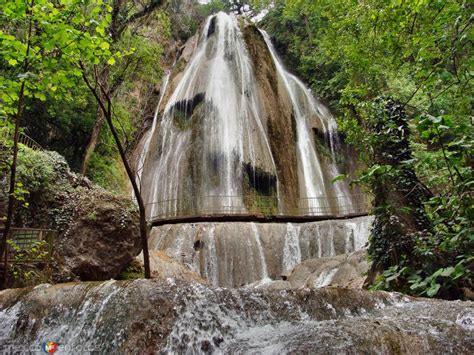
(140, 12, 357, 218)
(141, 13, 278, 217)
(137, 12, 371, 288)
(251, 222, 269, 279)
(150, 216, 373, 287)
(282, 223, 301, 272)
(261, 30, 354, 213)
(313, 268, 339, 288)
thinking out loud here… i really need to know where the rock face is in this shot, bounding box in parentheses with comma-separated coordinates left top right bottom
(0, 279, 472, 353)
(11, 149, 141, 283)
(149, 216, 372, 288)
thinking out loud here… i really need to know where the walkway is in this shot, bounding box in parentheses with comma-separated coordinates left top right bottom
(148, 194, 369, 226)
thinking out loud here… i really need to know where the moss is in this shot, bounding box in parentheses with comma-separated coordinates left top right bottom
(172, 58, 187, 77)
(172, 93, 205, 131)
(88, 152, 129, 194)
(242, 164, 279, 215)
(116, 259, 144, 280)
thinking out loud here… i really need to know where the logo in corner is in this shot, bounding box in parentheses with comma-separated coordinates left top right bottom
(42, 341, 58, 353)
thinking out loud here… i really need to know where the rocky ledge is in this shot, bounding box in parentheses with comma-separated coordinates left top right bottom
(0, 279, 472, 353)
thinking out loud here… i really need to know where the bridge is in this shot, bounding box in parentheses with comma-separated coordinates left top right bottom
(147, 194, 370, 226)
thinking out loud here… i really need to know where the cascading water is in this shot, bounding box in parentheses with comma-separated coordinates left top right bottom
(148, 217, 372, 288)
(140, 13, 279, 218)
(140, 12, 356, 217)
(261, 30, 354, 213)
(137, 12, 371, 288)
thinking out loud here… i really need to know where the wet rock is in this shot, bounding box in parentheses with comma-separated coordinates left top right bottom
(0, 279, 472, 353)
(150, 217, 372, 288)
(287, 249, 369, 289)
(136, 251, 206, 285)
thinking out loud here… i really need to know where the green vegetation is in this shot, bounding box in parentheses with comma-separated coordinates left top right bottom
(6, 239, 51, 287)
(1, 0, 472, 298)
(1, 0, 171, 194)
(262, 0, 473, 299)
(116, 259, 145, 280)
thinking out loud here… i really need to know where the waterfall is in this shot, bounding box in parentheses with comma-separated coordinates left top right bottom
(282, 223, 301, 272)
(260, 30, 354, 213)
(140, 12, 357, 218)
(149, 217, 373, 288)
(137, 12, 372, 288)
(251, 223, 268, 279)
(141, 13, 279, 218)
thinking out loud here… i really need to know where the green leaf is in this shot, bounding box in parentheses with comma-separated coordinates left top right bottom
(331, 174, 346, 183)
(426, 283, 441, 297)
(439, 266, 455, 277)
(100, 42, 110, 50)
(107, 57, 115, 65)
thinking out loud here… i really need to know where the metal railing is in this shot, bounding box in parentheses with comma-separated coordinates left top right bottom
(0, 129, 43, 151)
(147, 194, 369, 221)
(4, 228, 56, 263)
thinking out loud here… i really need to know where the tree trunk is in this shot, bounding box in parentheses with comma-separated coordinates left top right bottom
(1, 0, 34, 288)
(81, 67, 151, 278)
(80, 106, 104, 175)
(103, 105, 151, 279)
(80, 67, 109, 175)
(80, 0, 165, 175)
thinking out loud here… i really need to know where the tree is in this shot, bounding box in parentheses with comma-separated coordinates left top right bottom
(80, 62, 151, 278)
(0, 0, 114, 285)
(80, 0, 166, 176)
(263, 0, 472, 298)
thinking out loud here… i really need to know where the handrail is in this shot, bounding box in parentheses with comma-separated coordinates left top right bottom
(147, 194, 370, 222)
(3, 227, 57, 263)
(0, 129, 43, 151)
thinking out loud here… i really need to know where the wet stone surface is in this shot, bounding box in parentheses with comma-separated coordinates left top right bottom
(0, 279, 472, 353)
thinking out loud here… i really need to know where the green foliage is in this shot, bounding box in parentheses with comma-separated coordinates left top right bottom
(16, 146, 69, 193)
(1, 0, 171, 193)
(6, 239, 51, 285)
(201, 0, 227, 14)
(88, 152, 128, 193)
(264, 0, 473, 299)
(16, 147, 55, 193)
(0, 0, 114, 119)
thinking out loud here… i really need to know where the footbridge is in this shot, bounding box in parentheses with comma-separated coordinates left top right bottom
(147, 194, 370, 227)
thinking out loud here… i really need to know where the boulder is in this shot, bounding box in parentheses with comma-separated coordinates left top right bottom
(10, 149, 142, 283)
(286, 249, 369, 289)
(136, 250, 206, 284)
(55, 188, 141, 281)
